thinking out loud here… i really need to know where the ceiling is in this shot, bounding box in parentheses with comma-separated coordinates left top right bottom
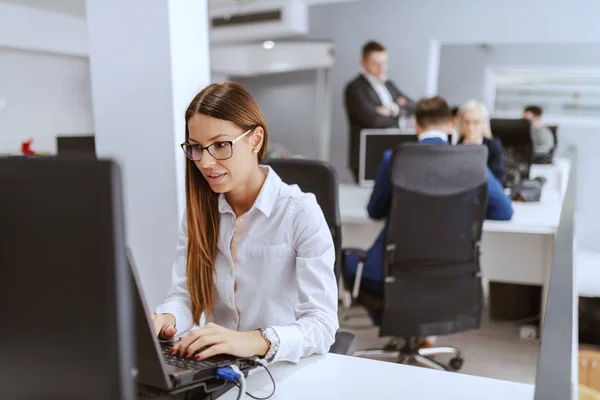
(0, 0, 86, 16)
(0, 0, 362, 18)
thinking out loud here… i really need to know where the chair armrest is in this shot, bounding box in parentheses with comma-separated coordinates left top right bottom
(329, 331, 355, 355)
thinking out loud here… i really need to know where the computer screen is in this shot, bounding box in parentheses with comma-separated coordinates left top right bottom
(359, 129, 417, 185)
(490, 119, 531, 147)
(490, 119, 533, 184)
(0, 157, 134, 400)
(56, 135, 96, 159)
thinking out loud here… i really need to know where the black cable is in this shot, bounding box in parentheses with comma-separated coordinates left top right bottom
(232, 362, 276, 400)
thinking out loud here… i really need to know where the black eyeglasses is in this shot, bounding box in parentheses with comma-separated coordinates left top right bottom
(181, 128, 254, 161)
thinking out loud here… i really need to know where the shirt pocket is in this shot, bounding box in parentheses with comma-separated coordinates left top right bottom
(246, 244, 296, 258)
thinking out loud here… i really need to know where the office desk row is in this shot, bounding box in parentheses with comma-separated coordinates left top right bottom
(221, 354, 534, 400)
(339, 158, 571, 330)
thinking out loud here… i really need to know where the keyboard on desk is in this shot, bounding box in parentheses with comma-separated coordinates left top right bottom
(160, 347, 238, 371)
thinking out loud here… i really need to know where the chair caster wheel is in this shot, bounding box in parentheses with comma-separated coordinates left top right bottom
(449, 357, 464, 371)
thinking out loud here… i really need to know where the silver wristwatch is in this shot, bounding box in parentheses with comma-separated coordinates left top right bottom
(259, 327, 280, 362)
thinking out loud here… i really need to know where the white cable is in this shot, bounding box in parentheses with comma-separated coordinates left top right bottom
(230, 365, 246, 400)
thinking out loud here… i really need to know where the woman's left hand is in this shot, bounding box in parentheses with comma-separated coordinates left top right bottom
(170, 322, 269, 360)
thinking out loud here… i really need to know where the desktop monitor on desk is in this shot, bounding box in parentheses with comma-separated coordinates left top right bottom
(56, 135, 96, 159)
(0, 157, 135, 400)
(358, 129, 417, 187)
(490, 119, 533, 186)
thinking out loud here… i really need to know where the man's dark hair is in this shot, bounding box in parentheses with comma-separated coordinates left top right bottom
(362, 41, 386, 59)
(451, 106, 460, 117)
(524, 105, 543, 117)
(415, 96, 452, 128)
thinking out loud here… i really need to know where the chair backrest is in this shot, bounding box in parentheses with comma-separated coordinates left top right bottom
(379, 144, 488, 338)
(263, 158, 342, 281)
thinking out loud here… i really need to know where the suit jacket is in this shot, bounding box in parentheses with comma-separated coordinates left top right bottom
(344, 136, 513, 290)
(459, 137, 505, 182)
(344, 74, 416, 175)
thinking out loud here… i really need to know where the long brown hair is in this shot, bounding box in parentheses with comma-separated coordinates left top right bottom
(184, 82, 268, 324)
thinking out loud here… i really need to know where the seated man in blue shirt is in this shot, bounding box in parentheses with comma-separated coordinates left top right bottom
(344, 96, 513, 294)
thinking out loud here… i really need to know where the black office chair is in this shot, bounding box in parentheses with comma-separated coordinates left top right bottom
(264, 158, 354, 355)
(345, 144, 488, 371)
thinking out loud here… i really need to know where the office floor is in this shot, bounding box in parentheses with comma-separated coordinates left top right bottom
(340, 307, 540, 385)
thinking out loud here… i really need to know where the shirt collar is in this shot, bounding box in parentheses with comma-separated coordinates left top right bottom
(217, 165, 281, 217)
(362, 70, 387, 85)
(418, 130, 448, 142)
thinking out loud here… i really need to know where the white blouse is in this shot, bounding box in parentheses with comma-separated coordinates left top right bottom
(156, 166, 339, 363)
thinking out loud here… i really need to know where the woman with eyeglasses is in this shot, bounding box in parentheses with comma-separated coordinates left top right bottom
(151, 82, 338, 364)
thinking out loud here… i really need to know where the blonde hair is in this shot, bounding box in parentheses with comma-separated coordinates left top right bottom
(456, 100, 492, 140)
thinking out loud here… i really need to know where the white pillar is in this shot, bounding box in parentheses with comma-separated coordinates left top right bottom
(86, 0, 210, 309)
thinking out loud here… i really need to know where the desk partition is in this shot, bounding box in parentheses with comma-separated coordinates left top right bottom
(534, 147, 577, 400)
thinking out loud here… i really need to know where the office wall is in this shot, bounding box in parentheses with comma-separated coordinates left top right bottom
(0, 2, 87, 56)
(438, 43, 600, 106)
(0, 48, 94, 155)
(234, 70, 321, 159)
(307, 0, 600, 183)
(438, 43, 600, 253)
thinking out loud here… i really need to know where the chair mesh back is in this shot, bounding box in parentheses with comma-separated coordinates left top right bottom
(380, 144, 488, 337)
(264, 158, 341, 280)
(386, 144, 488, 273)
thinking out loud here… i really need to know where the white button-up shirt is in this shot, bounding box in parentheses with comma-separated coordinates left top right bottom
(363, 71, 400, 117)
(156, 166, 339, 363)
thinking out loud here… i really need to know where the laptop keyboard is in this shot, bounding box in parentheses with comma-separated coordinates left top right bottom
(161, 347, 238, 370)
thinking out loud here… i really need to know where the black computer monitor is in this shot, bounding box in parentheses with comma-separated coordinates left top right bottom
(490, 119, 533, 184)
(56, 135, 97, 159)
(0, 157, 134, 400)
(359, 129, 417, 186)
(490, 119, 532, 147)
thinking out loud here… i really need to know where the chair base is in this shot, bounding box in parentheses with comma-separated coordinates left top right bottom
(352, 338, 464, 372)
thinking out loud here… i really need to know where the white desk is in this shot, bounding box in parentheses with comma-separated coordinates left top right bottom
(339, 159, 570, 330)
(221, 354, 534, 400)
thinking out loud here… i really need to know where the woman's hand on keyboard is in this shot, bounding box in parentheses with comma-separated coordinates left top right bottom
(170, 322, 269, 360)
(151, 313, 177, 339)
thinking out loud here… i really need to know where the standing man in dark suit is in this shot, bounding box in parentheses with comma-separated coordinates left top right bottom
(344, 41, 416, 183)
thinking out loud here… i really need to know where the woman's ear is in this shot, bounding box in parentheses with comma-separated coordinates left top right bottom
(251, 126, 265, 152)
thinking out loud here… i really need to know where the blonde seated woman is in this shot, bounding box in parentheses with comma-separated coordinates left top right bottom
(456, 100, 505, 182)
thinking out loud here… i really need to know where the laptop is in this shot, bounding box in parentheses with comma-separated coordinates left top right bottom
(127, 249, 256, 396)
